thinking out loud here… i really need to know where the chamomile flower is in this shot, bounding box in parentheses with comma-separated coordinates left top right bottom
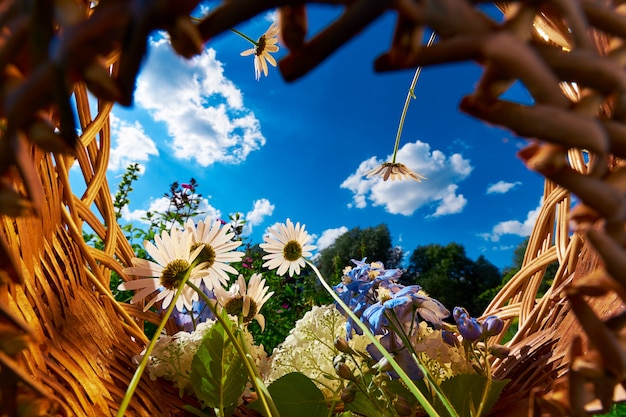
(365, 162, 426, 182)
(240, 22, 280, 80)
(185, 217, 244, 290)
(214, 274, 274, 330)
(260, 219, 316, 277)
(119, 228, 205, 312)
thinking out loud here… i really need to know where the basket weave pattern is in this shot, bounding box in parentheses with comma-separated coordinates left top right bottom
(1, 0, 625, 416)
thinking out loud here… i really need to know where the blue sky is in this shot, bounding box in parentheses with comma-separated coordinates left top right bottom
(87, 6, 546, 270)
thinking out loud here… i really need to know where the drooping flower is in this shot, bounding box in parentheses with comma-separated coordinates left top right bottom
(185, 217, 244, 289)
(260, 219, 316, 277)
(240, 22, 280, 80)
(119, 228, 205, 312)
(365, 162, 426, 182)
(214, 273, 274, 330)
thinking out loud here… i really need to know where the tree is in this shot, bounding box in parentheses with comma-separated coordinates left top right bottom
(402, 243, 501, 316)
(315, 224, 398, 285)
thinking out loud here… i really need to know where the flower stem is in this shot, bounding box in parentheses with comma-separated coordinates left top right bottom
(305, 260, 451, 417)
(230, 28, 258, 46)
(391, 31, 437, 164)
(187, 281, 281, 417)
(117, 263, 196, 417)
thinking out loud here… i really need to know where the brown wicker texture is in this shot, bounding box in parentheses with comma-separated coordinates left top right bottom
(1, 0, 626, 416)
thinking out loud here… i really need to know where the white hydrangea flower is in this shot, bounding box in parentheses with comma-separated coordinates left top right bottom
(412, 321, 468, 383)
(265, 304, 368, 399)
(135, 320, 268, 398)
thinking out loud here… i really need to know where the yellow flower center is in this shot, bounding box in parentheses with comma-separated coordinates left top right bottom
(160, 259, 190, 290)
(225, 296, 258, 322)
(191, 243, 216, 268)
(283, 240, 302, 262)
(255, 35, 266, 56)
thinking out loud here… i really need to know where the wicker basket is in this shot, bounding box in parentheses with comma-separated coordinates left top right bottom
(1, 0, 625, 416)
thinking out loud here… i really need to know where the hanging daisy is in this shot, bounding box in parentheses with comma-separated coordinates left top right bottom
(119, 228, 205, 312)
(185, 217, 244, 290)
(366, 162, 426, 182)
(239, 22, 280, 80)
(214, 273, 274, 330)
(260, 219, 316, 277)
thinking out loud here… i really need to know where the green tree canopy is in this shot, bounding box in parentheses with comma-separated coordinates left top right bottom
(401, 243, 501, 316)
(315, 224, 401, 285)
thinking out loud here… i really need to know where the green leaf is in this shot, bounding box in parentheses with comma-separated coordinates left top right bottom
(345, 390, 385, 417)
(433, 374, 510, 417)
(248, 372, 327, 417)
(190, 321, 248, 416)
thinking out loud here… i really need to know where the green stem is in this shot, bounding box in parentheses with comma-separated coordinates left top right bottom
(305, 260, 449, 417)
(117, 264, 197, 417)
(474, 341, 492, 417)
(391, 31, 437, 163)
(385, 310, 458, 417)
(230, 28, 258, 46)
(187, 281, 281, 417)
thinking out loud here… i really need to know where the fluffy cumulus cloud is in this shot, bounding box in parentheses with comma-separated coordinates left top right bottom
(135, 38, 265, 167)
(480, 200, 542, 242)
(121, 196, 221, 226)
(486, 180, 522, 194)
(242, 198, 275, 235)
(316, 226, 349, 252)
(341, 141, 473, 216)
(109, 114, 159, 171)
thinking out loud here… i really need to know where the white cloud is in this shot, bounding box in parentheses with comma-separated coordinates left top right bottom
(135, 38, 265, 167)
(316, 226, 349, 252)
(121, 196, 221, 226)
(486, 180, 521, 194)
(481, 200, 542, 242)
(341, 141, 472, 216)
(429, 185, 467, 217)
(242, 198, 275, 235)
(109, 114, 159, 171)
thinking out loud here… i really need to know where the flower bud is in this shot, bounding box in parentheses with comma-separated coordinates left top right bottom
(489, 344, 510, 359)
(393, 396, 413, 416)
(341, 384, 357, 403)
(334, 337, 353, 354)
(442, 330, 459, 347)
(453, 306, 469, 323)
(482, 316, 504, 336)
(457, 314, 483, 343)
(335, 363, 356, 381)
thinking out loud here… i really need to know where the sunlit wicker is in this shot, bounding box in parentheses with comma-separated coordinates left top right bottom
(1, 0, 626, 416)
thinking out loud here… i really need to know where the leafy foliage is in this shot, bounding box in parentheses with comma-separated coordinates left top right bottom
(235, 243, 320, 352)
(402, 243, 501, 316)
(316, 224, 400, 285)
(432, 374, 509, 417)
(249, 372, 327, 417)
(190, 318, 248, 416)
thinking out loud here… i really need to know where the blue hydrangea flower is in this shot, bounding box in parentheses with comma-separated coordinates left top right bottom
(361, 284, 450, 335)
(333, 259, 402, 338)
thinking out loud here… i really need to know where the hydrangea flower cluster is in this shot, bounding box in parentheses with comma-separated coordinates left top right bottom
(136, 320, 269, 397)
(265, 304, 369, 398)
(333, 259, 454, 380)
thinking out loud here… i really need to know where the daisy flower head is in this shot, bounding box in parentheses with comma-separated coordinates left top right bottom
(214, 274, 274, 330)
(260, 219, 316, 277)
(185, 217, 244, 290)
(365, 162, 426, 182)
(240, 22, 280, 80)
(119, 228, 205, 312)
